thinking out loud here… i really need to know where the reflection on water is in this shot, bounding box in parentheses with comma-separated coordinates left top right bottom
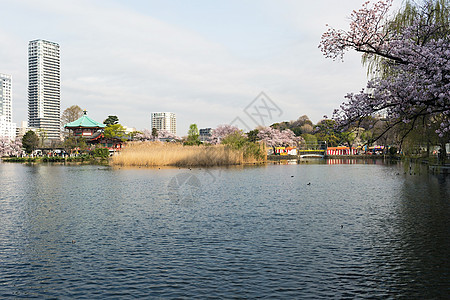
(0, 161, 449, 298)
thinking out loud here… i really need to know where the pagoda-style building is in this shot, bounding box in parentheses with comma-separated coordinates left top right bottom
(64, 110, 105, 138)
(64, 110, 124, 151)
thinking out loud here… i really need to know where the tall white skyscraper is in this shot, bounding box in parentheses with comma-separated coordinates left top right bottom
(0, 73, 12, 123)
(28, 39, 61, 140)
(151, 112, 176, 136)
(0, 73, 16, 139)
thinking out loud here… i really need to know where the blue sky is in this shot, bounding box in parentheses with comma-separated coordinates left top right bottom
(0, 0, 395, 135)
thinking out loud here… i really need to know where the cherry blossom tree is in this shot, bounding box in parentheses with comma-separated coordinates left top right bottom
(320, 0, 449, 159)
(0, 137, 23, 157)
(209, 124, 244, 144)
(135, 129, 180, 141)
(257, 127, 303, 151)
(158, 130, 180, 140)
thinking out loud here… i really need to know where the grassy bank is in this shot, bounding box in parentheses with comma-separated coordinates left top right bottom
(2, 155, 109, 165)
(112, 142, 266, 167)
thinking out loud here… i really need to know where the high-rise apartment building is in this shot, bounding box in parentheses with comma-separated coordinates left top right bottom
(0, 73, 12, 123)
(0, 73, 16, 139)
(151, 112, 176, 136)
(28, 39, 61, 140)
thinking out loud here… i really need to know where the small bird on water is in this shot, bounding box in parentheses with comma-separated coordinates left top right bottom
(307, 182, 311, 185)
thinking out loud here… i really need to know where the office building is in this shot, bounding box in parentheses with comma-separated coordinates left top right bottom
(28, 39, 61, 140)
(151, 112, 176, 136)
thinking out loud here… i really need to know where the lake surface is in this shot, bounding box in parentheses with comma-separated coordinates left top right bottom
(0, 160, 449, 298)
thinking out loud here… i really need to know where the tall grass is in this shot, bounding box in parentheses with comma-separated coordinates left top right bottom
(112, 142, 266, 167)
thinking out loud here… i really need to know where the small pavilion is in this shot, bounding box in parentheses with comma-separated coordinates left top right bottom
(64, 110, 105, 138)
(64, 110, 125, 152)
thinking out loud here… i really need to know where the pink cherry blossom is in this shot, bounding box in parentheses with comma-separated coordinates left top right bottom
(320, 0, 449, 140)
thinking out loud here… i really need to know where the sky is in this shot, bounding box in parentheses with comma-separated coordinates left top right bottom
(0, 0, 399, 136)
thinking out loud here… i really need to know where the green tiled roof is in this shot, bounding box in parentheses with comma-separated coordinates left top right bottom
(64, 113, 106, 128)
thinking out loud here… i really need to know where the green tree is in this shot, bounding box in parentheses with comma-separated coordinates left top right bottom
(301, 133, 318, 149)
(222, 131, 248, 149)
(185, 124, 200, 145)
(22, 130, 39, 154)
(314, 119, 341, 147)
(152, 128, 158, 139)
(103, 115, 119, 126)
(222, 132, 265, 161)
(104, 124, 126, 141)
(247, 129, 259, 142)
(63, 136, 88, 152)
(340, 130, 357, 151)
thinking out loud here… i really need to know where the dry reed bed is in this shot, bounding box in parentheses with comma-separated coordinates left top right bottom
(112, 142, 264, 167)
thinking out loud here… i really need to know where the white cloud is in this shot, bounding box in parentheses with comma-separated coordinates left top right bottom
(1, 0, 374, 134)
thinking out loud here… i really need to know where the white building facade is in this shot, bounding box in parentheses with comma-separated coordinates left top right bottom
(151, 112, 176, 136)
(0, 73, 16, 139)
(28, 39, 61, 140)
(0, 116, 16, 140)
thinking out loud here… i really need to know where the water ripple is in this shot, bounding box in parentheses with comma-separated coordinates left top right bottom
(0, 163, 449, 298)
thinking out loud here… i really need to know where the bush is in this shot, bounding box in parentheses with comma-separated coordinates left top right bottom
(94, 148, 110, 159)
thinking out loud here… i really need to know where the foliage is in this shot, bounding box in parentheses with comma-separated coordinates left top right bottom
(22, 130, 39, 154)
(94, 148, 110, 159)
(185, 124, 201, 145)
(320, 0, 450, 157)
(42, 156, 66, 162)
(209, 124, 243, 144)
(128, 131, 142, 140)
(300, 124, 314, 134)
(61, 105, 83, 126)
(63, 136, 87, 151)
(104, 124, 126, 141)
(221, 132, 266, 161)
(35, 128, 48, 147)
(103, 115, 119, 126)
(301, 133, 318, 146)
(221, 132, 248, 149)
(271, 115, 313, 136)
(247, 129, 260, 142)
(340, 131, 357, 149)
(152, 128, 158, 138)
(312, 120, 341, 147)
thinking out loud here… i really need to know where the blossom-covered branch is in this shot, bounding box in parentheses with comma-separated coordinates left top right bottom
(320, 0, 449, 141)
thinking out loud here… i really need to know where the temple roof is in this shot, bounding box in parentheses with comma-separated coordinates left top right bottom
(64, 111, 106, 128)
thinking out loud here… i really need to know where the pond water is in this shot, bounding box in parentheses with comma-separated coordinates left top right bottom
(0, 160, 449, 298)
